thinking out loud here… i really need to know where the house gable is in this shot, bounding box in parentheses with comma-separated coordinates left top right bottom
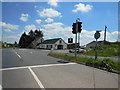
(38, 38, 67, 49)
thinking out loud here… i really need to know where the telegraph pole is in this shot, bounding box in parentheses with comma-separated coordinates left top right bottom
(104, 26, 107, 42)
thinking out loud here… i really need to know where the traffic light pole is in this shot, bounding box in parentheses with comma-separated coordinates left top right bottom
(78, 32, 80, 52)
(75, 20, 78, 58)
(72, 18, 82, 58)
(75, 32, 77, 57)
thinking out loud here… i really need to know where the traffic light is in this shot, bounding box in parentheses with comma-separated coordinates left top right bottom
(72, 23, 76, 34)
(78, 22, 82, 32)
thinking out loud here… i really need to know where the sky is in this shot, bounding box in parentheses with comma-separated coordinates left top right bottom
(1, 1, 119, 45)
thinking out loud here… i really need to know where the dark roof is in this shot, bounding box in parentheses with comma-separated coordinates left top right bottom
(41, 38, 61, 44)
(86, 41, 104, 45)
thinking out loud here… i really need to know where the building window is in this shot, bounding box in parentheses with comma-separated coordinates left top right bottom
(51, 45, 52, 48)
(59, 40, 62, 44)
(47, 45, 49, 48)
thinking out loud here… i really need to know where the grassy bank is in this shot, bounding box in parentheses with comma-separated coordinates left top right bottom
(2, 47, 13, 49)
(79, 42, 120, 57)
(48, 52, 120, 72)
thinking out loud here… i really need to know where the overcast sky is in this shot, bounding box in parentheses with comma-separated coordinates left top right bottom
(1, 1, 119, 45)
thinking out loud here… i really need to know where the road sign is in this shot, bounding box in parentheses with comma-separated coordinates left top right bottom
(68, 38, 73, 43)
(94, 31, 100, 40)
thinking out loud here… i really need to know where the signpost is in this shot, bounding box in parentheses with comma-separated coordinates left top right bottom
(94, 31, 101, 60)
(93, 31, 101, 90)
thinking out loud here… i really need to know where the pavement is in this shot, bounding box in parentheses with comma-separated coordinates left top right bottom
(0, 48, 119, 89)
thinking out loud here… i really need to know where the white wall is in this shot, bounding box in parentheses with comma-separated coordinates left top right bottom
(55, 39, 67, 49)
(38, 38, 67, 50)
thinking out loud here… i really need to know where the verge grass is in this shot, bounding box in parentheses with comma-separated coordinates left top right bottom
(79, 42, 119, 57)
(48, 52, 120, 71)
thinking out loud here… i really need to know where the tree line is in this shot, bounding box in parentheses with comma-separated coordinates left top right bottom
(19, 29, 43, 48)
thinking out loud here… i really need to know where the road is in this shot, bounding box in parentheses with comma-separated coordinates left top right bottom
(0, 48, 119, 89)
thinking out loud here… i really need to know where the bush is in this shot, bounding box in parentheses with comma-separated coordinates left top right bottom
(86, 58, 93, 66)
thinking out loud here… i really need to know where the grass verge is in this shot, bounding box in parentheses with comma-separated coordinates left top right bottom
(78, 49, 119, 57)
(48, 52, 120, 73)
(78, 42, 120, 57)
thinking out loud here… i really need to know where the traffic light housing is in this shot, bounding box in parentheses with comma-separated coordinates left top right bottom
(72, 23, 76, 34)
(78, 22, 82, 32)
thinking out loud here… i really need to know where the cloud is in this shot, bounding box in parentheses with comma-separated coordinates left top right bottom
(45, 18, 54, 23)
(35, 19, 42, 24)
(41, 22, 74, 42)
(0, 22, 19, 30)
(37, 8, 62, 18)
(2, 35, 20, 43)
(48, 0, 59, 7)
(80, 30, 119, 45)
(4, 29, 15, 33)
(72, 3, 93, 13)
(41, 22, 118, 45)
(42, 22, 63, 29)
(34, 5, 38, 8)
(25, 24, 37, 33)
(20, 13, 29, 22)
(2, 30, 24, 43)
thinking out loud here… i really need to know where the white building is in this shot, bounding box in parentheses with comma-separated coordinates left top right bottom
(37, 38, 67, 50)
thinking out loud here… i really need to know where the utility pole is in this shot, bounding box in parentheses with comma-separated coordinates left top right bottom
(104, 26, 107, 42)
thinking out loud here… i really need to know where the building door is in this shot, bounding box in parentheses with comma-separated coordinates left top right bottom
(57, 45, 63, 49)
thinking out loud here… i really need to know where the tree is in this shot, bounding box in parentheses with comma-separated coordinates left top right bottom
(19, 29, 44, 48)
(29, 30, 34, 37)
(14, 41, 17, 47)
(19, 32, 28, 48)
(38, 30, 43, 37)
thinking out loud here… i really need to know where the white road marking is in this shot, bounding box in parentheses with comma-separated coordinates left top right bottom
(0, 84, 2, 90)
(14, 51, 21, 59)
(28, 67, 46, 90)
(0, 63, 77, 71)
(30, 52, 33, 54)
(0, 66, 27, 71)
(19, 49, 26, 51)
(17, 54, 21, 59)
(30, 63, 76, 68)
